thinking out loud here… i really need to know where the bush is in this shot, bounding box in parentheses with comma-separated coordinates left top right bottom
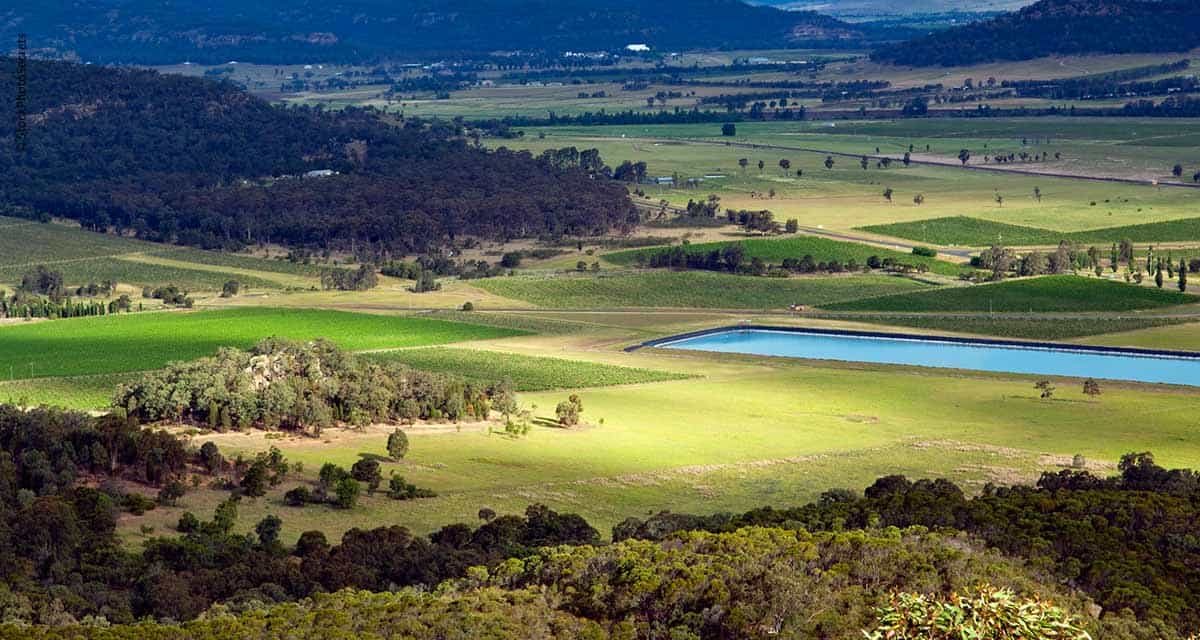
(284, 486, 312, 506)
(387, 429, 409, 460)
(176, 511, 200, 533)
(350, 458, 382, 494)
(333, 477, 361, 509)
(387, 474, 437, 500)
(862, 586, 1089, 640)
(555, 394, 583, 427)
(911, 246, 937, 258)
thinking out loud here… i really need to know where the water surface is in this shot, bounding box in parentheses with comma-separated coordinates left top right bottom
(660, 329, 1200, 387)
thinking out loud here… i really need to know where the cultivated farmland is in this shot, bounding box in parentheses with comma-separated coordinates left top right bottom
(474, 271, 933, 309)
(826, 275, 1198, 312)
(0, 308, 523, 380)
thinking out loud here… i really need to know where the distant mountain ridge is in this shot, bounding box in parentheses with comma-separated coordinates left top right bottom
(872, 0, 1200, 66)
(2, 0, 870, 65)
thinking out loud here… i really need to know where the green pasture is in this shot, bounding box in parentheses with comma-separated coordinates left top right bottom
(367, 347, 691, 391)
(124, 342, 1200, 544)
(473, 271, 932, 309)
(497, 127, 1200, 234)
(0, 308, 523, 380)
(826, 275, 1198, 312)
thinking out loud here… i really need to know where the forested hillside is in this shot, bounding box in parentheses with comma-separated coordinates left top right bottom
(3, 0, 866, 64)
(0, 401, 1195, 637)
(872, 0, 1200, 66)
(0, 59, 636, 254)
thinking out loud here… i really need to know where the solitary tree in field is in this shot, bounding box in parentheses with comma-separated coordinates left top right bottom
(387, 429, 409, 460)
(1155, 263, 1164, 288)
(860, 156, 869, 170)
(902, 152, 911, 167)
(795, 168, 803, 178)
(958, 149, 971, 165)
(556, 394, 583, 427)
(1173, 164, 1184, 178)
(1033, 186, 1042, 202)
(779, 158, 791, 175)
(1083, 378, 1101, 398)
(994, 193, 1004, 208)
(738, 158, 748, 173)
(1035, 380, 1055, 399)
(757, 160, 764, 173)
(824, 156, 835, 170)
(1180, 258, 1188, 292)
(721, 123, 736, 137)
(883, 187, 893, 203)
(913, 193, 925, 206)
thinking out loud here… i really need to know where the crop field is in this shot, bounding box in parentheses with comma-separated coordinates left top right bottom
(0, 308, 524, 380)
(826, 314, 1194, 340)
(826, 275, 1199, 312)
(862, 216, 1200, 248)
(367, 347, 692, 391)
(604, 235, 967, 275)
(0, 373, 132, 409)
(473, 271, 933, 309)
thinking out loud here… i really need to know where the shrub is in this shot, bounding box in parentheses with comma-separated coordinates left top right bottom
(284, 486, 313, 507)
(556, 394, 583, 427)
(350, 458, 383, 494)
(862, 586, 1090, 640)
(387, 429, 409, 460)
(387, 474, 437, 500)
(333, 477, 361, 509)
(911, 246, 937, 258)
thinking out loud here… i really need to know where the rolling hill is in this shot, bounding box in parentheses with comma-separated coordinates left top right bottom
(872, 0, 1200, 66)
(0, 58, 636, 253)
(3, 0, 869, 64)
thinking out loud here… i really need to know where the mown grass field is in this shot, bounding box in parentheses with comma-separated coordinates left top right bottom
(826, 275, 1198, 312)
(474, 271, 932, 309)
(604, 235, 966, 275)
(367, 347, 692, 391)
(0, 308, 523, 380)
(863, 216, 1200, 247)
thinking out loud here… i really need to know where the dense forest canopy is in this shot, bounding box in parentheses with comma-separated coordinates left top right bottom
(3, 0, 869, 64)
(872, 0, 1200, 66)
(0, 58, 637, 253)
